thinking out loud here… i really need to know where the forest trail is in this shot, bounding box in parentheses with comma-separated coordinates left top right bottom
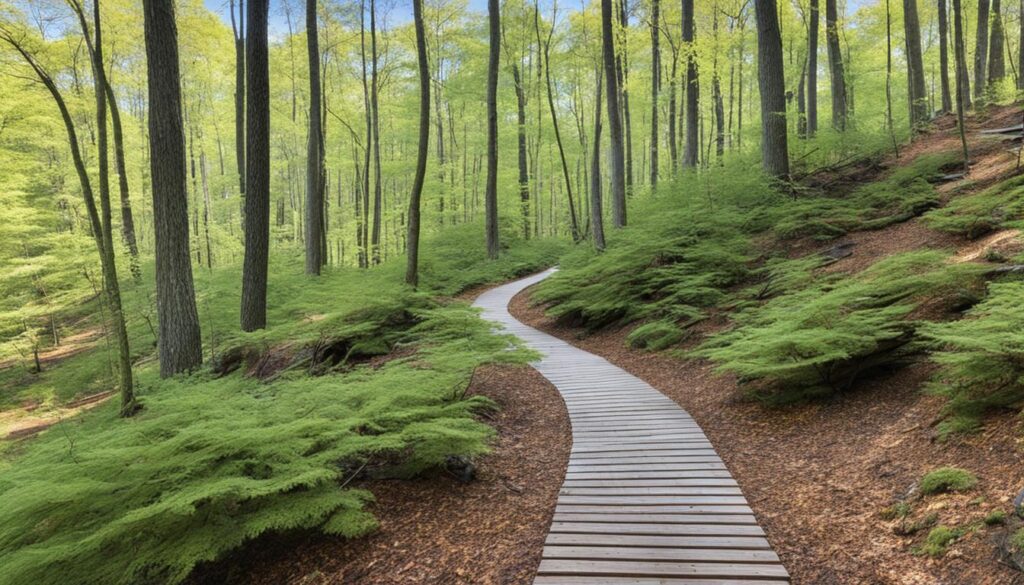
(475, 270, 790, 585)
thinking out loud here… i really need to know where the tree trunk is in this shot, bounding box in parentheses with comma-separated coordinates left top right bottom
(667, 45, 678, 170)
(825, 0, 847, 130)
(953, 0, 971, 171)
(591, 67, 606, 251)
(511, 63, 530, 239)
(904, 0, 929, 128)
(754, 0, 790, 178)
(103, 80, 140, 279)
(359, 0, 372, 267)
(241, 0, 270, 331)
(88, 0, 136, 414)
(142, 0, 204, 378)
(989, 0, 1006, 83)
(370, 0, 383, 264)
(406, 0, 429, 287)
(974, 0, 990, 98)
(808, 0, 819, 135)
(618, 0, 633, 192)
(230, 0, 245, 196)
(485, 0, 500, 259)
(305, 0, 325, 274)
(938, 0, 953, 112)
(602, 0, 627, 227)
(538, 4, 580, 241)
(681, 0, 699, 167)
(1018, 0, 1024, 89)
(650, 0, 660, 186)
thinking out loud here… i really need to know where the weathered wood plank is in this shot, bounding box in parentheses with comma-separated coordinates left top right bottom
(473, 270, 789, 584)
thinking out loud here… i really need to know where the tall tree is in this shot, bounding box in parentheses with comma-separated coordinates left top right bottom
(142, 0, 203, 376)
(618, 0, 633, 192)
(305, 0, 325, 274)
(953, 0, 970, 171)
(807, 0, 819, 135)
(0, 15, 135, 414)
(974, 0, 990, 98)
(988, 0, 1005, 84)
(485, 0, 500, 259)
(406, 0, 429, 287)
(825, 0, 847, 130)
(240, 0, 270, 331)
(538, 0, 580, 240)
(369, 0, 383, 264)
(649, 0, 660, 186)
(938, 0, 953, 113)
(754, 0, 789, 177)
(602, 0, 627, 227)
(103, 80, 140, 279)
(590, 67, 606, 250)
(502, 18, 531, 239)
(904, 0, 929, 128)
(681, 0, 698, 167)
(1018, 0, 1024, 90)
(229, 0, 245, 196)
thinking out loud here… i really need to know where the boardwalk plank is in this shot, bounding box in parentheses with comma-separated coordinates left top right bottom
(473, 270, 788, 584)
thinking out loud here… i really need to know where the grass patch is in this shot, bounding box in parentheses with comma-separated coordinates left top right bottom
(985, 510, 1008, 525)
(919, 467, 978, 495)
(626, 321, 686, 351)
(1013, 528, 1024, 551)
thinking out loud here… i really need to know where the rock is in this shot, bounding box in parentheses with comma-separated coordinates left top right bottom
(445, 455, 476, 483)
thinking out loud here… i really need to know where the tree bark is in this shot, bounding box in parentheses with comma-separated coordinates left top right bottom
(142, 0, 203, 377)
(230, 0, 245, 196)
(681, 0, 698, 167)
(591, 67, 606, 251)
(650, 0, 660, 186)
(974, 0, 990, 98)
(511, 63, 531, 238)
(904, 0, 929, 128)
(989, 0, 1006, 83)
(103, 80, 140, 279)
(485, 0, 500, 259)
(953, 0, 971, 171)
(618, 0, 633, 192)
(825, 0, 847, 130)
(370, 0, 383, 264)
(241, 0, 270, 331)
(305, 0, 325, 274)
(1018, 0, 1024, 89)
(754, 0, 790, 178)
(938, 0, 953, 112)
(808, 0, 819, 135)
(602, 0, 627, 227)
(406, 0, 429, 287)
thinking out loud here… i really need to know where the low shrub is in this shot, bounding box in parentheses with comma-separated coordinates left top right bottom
(919, 281, 1024, 435)
(919, 525, 961, 556)
(924, 173, 1024, 238)
(696, 253, 985, 401)
(627, 321, 685, 351)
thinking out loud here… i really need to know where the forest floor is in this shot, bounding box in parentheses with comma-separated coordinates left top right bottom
(505, 105, 1024, 585)
(187, 362, 571, 585)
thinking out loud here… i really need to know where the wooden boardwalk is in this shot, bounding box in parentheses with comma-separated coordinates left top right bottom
(474, 269, 790, 585)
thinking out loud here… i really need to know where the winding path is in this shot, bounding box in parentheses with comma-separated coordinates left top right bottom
(475, 269, 790, 585)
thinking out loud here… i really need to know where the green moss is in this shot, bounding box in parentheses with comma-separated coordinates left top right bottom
(880, 501, 913, 520)
(984, 510, 1007, 525)
(1012, 528, 1024, 550)
(919, 467, 978, 495)
(919, 525, 961, 556)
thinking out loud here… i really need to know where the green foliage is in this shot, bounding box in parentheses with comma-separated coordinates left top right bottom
(627, 321, 685, 351)
(919, 525, 961, 556)
(984, 510, 1007, 526)
(774, 154, 954, 240)
(919, 467, 978, 495)
(924, 174, 1024, 238)
(1012, 528, 1024, 551)
(696, 253, 985, 401)
(533, 164, 775, 330)
(919, 281, 1024, 435)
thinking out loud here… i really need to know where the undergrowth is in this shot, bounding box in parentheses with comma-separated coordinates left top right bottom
(919, 467, 978, 494)
(696, 252, 985, 402)
(919, 280, 1024, 436)
(924, 173, 1024, 238)
(0, 226, 561, 585)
